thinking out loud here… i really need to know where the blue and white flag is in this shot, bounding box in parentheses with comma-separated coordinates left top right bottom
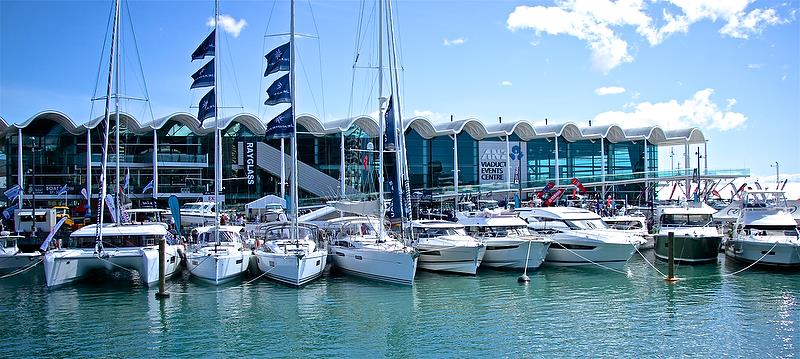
(3, 184, 21, 201)
(264, 73, 291, 106)
(2, 203, 19, 220)
(123, 168, 130, 191)
(142, 179, 154, 194)
(81, 187, 89, 200)
(190, 59, 215, 89)
(264, 42, 290, 77)
(264, 107, 293, 140)
(192, 30, 215, 61)
(383, 95, 396, 151)
(56, 184, 68, 196)
(105, 194, 117, 224)
(198, 88, 216, 121)
(40, 217, 68, 252)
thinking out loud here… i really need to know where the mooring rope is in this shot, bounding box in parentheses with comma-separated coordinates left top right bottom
(680, 241, 781, 281)
(631, 242, 666, 278)
(0, 258, 43, 279)
(550, 239, 628, 275)
(166, 258, 278, 296)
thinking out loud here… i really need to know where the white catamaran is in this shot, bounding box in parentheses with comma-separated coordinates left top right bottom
(44, 0, 183, 287)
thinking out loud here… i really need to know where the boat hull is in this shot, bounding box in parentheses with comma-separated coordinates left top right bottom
(481, 239, 550, 270)
(417, 244, 485, 275)
(545, 240, 636, 267)
(329, 247, 417, 285)
(43, 246, 183, 287)
(654, 234, 722, 263)
(254, 250, 327, 287)
(0, 253, 42, 273)
(186, 251, 251, 285)
(724, 239, 800, 267)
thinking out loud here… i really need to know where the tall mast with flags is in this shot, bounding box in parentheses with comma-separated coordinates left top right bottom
(94, 0, 122, 250)
(190, 0, 219, 243)
(262, 2, 294, 234)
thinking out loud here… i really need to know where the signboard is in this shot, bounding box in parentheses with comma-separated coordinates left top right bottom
(478, 141, 526, 185)
(238, 141, 258, 187)
(27, 184, 75, 196)
(202, 194, 225, 204)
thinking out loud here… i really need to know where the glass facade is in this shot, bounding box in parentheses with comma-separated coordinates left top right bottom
(3, 118, 665, 209)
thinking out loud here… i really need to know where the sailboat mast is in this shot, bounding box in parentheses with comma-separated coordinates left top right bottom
(377, 0, 385, 240)
(114, 0, 121, 225)
(386, 0, 407, 223)
(95, 0, 121, 247)
(290, 0, 299, 238)
(213, 0, 221, 244)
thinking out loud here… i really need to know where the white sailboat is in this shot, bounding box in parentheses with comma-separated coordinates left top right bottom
(186, 225, 251, 284)
(326, 0, 418, 285)
(252, 0, 327, 287)
(185, 0, 251, 285)
(43, 0, 183, 288)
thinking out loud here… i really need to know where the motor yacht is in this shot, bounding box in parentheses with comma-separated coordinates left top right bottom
(456, 210, 551, 270)
(326, 216, 417, 285)
(0, 232, 41, 274)
(253, 222, 327, 286)
(186, 225, 251, 285)
(43, 223, 183, 287)
(409, 220, 485, 275)
(180, 201, 217, 228)
(724, 191, 800, 267)
(517, 207, 643, 267)
(653, 205, 722, 263)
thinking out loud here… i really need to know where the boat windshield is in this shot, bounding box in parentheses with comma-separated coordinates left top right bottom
(744, 226, 800, 237)
(198, 230, 239, 243)
(413, 227, 464, 238)
(263, 226, 317, 241)
(471, 226, 530, 237)
(564, 219, 608, 230)
(340, 222, 378, 237)
(662, 214, 712, 227)
(184, 203, 212, 212)
(606, 220, 642, 230)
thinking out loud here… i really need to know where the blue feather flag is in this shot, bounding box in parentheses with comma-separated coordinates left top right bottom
(264, 107, 294, 140)
(192, 30, 215, 61)
(190, 59, 215, 89)
(264, 42, 290, 77)
(265, 73, 291, 106)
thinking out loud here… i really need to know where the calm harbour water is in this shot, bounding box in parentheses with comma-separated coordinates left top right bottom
(1, 251, 797, 358)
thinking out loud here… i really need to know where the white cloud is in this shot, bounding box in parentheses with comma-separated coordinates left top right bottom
(595, 86, 626, 95)
(747, 63, 762, 69)
(443, 38, 466, 46)
(207, 14, 247, 38)
(506, 0, 792, 72)
(592, 88, 747, 131)
(413, 110, 446, 122)
(501, 80, 513, 86)
(726, 98, 737, 110)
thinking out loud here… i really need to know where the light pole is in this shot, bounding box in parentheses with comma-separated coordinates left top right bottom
(770, 161, 780, 184)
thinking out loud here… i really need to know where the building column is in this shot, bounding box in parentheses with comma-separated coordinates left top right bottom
(153, 130, 158, 199)
(280, 138, 285, 198)
(505, 135, 511, 193)
(600, 137, 605, 198)
(340, 133, 346, 198)
(643, 139, 649, 202)
(453, 133, 459, 209)
(86, 129, 92, 205)
(554, 136, 559, 186)
(685, 141, 691, 199)
(17, 128, 23, 208)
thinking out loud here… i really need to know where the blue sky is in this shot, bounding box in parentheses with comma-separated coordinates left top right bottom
(1, 0, 798, 178)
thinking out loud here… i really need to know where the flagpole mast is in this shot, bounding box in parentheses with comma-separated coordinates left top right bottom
(213, 0, 220, 245)
(377, 0, 385, 241)
(290, 0, 299, 239)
